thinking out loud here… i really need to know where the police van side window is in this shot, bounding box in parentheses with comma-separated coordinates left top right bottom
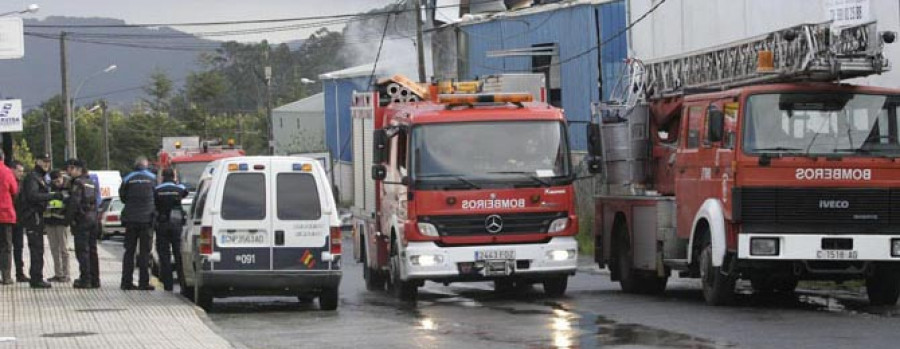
(222, 173, 266, 220)
(277, 173, 321, 220)
(192, 182, 209, 221)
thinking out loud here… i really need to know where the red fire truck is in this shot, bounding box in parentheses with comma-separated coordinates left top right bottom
(157, 137, 245, 190)
(587, 21, 900, 305)
(353, 79, 579, 301)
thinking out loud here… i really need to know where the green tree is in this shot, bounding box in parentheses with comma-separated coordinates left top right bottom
(143, 70, 174, 115)
(12, 138, 35, 168)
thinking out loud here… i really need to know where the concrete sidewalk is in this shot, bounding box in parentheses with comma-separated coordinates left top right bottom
(0, 237, 235, 348)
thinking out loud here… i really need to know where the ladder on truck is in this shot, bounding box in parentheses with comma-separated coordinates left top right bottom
(643, 20, 894, 98)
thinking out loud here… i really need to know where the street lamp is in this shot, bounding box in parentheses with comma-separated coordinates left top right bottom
(67, 64, 116, 159)
(0, 4, 39, 17)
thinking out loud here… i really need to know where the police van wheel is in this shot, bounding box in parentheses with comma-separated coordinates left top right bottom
(197, 287, 214, 311)
(319, 287, 339, 311)
(867, 266, 900, 306)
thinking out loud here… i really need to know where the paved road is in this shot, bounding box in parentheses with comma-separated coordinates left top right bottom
(196, 241, 900, 349)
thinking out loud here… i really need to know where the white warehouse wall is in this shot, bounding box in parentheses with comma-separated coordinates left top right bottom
(628, 0, 900, 87)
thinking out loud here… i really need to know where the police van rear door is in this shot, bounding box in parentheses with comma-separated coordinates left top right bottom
(271, 159, 331, 271)
(211, 159, 272, 271)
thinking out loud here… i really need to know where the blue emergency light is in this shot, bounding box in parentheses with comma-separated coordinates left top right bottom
(238, 163, 248, 171)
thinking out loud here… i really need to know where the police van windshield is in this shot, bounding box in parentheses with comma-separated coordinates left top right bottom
(172, 161, 208, 191)
(744, 93, 900, 157)
(411, 121, 571, 187)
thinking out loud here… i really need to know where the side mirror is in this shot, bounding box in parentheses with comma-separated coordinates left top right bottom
(586, 156, 603, 174)
(371, 164, 387, 181)
(586, 123, 602, 157)
(373, 130, 387, 164)
(707, 107, 725, 143)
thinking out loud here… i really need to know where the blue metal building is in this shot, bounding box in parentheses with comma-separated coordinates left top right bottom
(319, 64, 381, 163)
(455, 0, 627, 150)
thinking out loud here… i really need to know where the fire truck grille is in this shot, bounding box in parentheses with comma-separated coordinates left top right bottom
(420, 212, 567, 236)
(736, 187, 893, 225)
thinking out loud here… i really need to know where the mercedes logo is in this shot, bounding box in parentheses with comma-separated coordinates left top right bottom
(485, 214, 503, 234)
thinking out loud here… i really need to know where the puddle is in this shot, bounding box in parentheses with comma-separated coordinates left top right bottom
(76, 308, 127, 313)
(41, 331, 97, 338)
(593, 316, 727, 348)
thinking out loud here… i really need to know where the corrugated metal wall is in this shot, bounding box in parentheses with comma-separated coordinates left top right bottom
(323, 76, 368, 162)
(459, 1, 627, 150)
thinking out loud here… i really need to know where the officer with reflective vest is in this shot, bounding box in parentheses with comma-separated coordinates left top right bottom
(45, 170, 71, 283)
(65, 159, 100, 289)
(154, 168, 187, 291)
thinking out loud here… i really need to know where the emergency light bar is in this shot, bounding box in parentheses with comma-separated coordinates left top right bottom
(438, 93, 533, 105)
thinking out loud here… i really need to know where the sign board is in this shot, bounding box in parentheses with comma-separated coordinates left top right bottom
(0, 99, 23, 132)
(824, 0, 871, 28)
(0, 18, 24, 60)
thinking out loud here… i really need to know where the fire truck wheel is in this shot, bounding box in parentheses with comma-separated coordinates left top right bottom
(866, 266, 900, 306)
(319, 287, 339, 311)
(699, 243, 735, 306)
(389, 250, 418, 301)
(615, 234, 640, 294)
(542, 277, 568, 297)
(364, 265, 386, 291)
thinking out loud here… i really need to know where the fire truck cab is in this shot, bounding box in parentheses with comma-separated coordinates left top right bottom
(364, 92, 579, 301)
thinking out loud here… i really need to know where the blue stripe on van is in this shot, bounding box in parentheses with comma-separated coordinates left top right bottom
(273, 244, 333, 271)
(214, 247, 271, 271)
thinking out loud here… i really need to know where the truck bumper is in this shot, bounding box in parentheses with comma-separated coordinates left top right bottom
(400, 237, 578, 281)
(738, 234, 900, 261)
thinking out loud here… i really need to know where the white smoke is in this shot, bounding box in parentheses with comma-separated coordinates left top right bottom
(340, 0, 433, 82)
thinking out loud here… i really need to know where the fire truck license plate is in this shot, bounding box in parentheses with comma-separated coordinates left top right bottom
(816, 250, 858, 260)
(475, 250, 516, 261)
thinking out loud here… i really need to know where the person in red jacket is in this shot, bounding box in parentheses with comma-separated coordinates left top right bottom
(0, 151, 21, 285)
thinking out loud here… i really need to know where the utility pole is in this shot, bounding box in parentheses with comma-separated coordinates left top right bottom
(43, 109, 52, 167)
(101, 102, 110, 170)
(264, 45, 274, 155)
(60, 31, 74, 159)
(414, 0, 427, 83)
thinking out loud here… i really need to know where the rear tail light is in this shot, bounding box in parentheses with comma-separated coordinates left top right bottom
(200, 226, 213, 255)
(105, 214, 119, 222)
(330, 227, 342, 255)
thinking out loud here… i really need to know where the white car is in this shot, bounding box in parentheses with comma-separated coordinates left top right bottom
(180, 157, 342, 311)
(99, 197, 125, 240)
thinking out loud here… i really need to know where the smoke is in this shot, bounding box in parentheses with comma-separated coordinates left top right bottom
(340, 0, 433, 82)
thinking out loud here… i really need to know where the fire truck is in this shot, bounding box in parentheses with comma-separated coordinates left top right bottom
(352, 76, 579, 300)
(156, 136, 245, 191)
(587, 21, 900, 305)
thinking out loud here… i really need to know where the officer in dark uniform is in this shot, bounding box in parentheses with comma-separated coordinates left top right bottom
(154, 169, 187, 291)
(119, 156, 156, 291)
(20, 154, 60, 288)
(65, 159, 100, 289)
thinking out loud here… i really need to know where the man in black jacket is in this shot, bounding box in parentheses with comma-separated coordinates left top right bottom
(66, 159, 100, 289)
(21, 154, 59, 288)
(11, 161, 28, 283)
(154, 169, 187, 291)
(119, 156, 156, 291)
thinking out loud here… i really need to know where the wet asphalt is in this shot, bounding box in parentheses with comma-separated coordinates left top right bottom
(101, 237, 900, 349)
(192, 240, 900, 349)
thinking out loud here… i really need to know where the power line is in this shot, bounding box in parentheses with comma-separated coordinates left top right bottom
(22, 0, 494, 29)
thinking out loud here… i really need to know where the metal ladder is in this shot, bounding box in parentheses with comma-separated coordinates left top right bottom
(642, 21, 894, 98)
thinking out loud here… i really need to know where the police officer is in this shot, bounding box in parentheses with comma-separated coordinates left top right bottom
(45, 170, 71, 283)
(154, 169, 187, 291)
(20, 154, 59, 289)
(119, 156, 156, 291)
(11, 161, 28, 283)
(66, 159, 100, 289)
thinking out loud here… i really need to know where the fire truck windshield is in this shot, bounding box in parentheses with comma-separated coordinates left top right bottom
(744, 93, 900, 157)
(172, 161, 208, 191)
(411, 121, 571, 187)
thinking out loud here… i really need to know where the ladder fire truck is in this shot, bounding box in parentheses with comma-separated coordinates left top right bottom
(586, 21, 900, 305)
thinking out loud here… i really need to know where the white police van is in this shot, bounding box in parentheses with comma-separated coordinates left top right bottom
(179, 156, 342, 310)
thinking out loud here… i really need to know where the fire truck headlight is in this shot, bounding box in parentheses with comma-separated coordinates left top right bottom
(891, 239, 900, 257)
(417, 222, 439, 237)
(547, 249, 577, 261)
(410, 254, 443, 266)
(548, 218, 569, 233)
(750, 238, 779, 256)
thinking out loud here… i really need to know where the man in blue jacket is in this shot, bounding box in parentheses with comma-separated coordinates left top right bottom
(119, 156, 156, 291)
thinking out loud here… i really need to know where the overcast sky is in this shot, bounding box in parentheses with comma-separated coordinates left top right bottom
(10, 0, 404, 42)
